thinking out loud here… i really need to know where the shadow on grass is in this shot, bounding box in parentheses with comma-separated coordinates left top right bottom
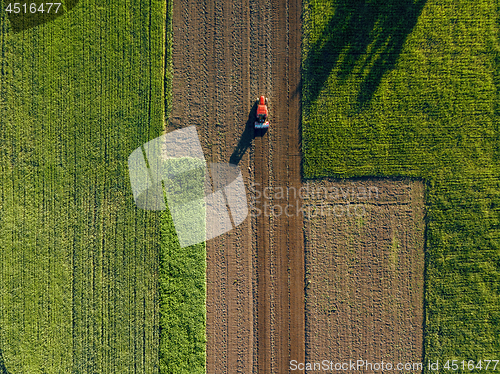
(0, 348, 11, 374)
(7, 0, 79, 32)
(304, 0, 427, 109)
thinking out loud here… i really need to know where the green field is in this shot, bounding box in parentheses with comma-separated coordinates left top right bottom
(303, 0, 500, 367)
(0, 0, 207, 372)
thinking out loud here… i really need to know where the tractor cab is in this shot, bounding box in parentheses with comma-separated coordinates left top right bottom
(255, 96, 269, 130)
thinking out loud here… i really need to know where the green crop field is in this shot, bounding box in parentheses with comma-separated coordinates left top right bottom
(303, 0, 500, 367)
(0, 0, 205, 373)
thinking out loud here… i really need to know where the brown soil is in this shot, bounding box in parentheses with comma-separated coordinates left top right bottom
(169, 0, 304, 372)
(303, 178, 425, 372)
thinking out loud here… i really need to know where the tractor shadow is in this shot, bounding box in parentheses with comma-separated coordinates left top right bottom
(304, 0, 427, 110)
(229, 101, 267, 165)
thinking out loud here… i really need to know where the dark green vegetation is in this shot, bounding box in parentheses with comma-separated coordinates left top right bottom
(0, 0, 182, 372)
(0, 350, 9, 374)
(303, 0, 500, 366)
(6, 0, 79, 33)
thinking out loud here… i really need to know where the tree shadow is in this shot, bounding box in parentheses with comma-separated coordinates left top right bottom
(7, 0, 79, 33)
(304, 0, 427, 109)
(0, 348, 11, 374)
(229, 101, 262, 165)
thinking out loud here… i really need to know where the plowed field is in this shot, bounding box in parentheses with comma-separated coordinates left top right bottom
(170, 0, 303, 372)
(303, 179, 425, 371)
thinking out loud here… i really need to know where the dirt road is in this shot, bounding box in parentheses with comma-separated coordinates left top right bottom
(169, 0, 304, 372)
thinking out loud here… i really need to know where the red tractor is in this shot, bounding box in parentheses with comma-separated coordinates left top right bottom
(255, 95, 269, 130)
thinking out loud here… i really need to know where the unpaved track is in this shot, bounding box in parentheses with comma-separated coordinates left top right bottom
(169, 0, 304, 372)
